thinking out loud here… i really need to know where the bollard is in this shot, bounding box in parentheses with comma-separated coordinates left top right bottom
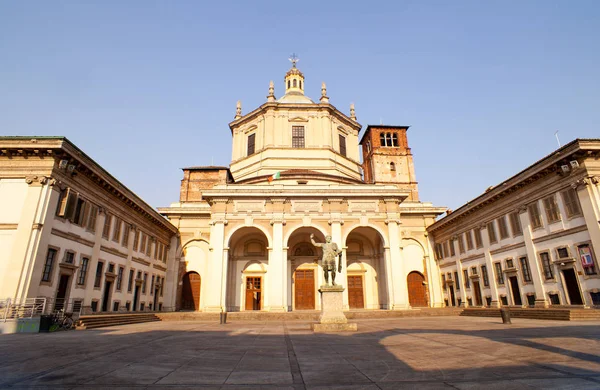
(219, 311, 227, 324)
(500, 307, 511, 324)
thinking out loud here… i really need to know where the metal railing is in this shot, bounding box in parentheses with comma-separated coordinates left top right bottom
(1, 298, 47, 322)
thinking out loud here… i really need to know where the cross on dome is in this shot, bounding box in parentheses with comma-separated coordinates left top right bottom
(289, 53, 299, 68)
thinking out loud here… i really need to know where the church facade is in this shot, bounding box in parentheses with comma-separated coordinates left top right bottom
(159, 61, 446, 312)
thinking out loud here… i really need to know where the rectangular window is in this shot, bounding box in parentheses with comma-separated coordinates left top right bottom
(140, 233, 147, 254)
(94, 262, 104, 288)
(160, 277, 164, 296)
(449, 240, 456, 257)
(42, 248, 57, 282)
(112, 217, 121, 242)
(142, 273, 148, 294)
(150, 275, 155, 295)
(471, 267, 478, 275)
(441, 274, 446, 284)
(140, 303, 145, 311)
(454, 271, 460, 290)
(481, 265, 489, 287)
(562, 188, 582, 218)
(108, 263, 115, 273)
(162, 245, 168, 262)
(125, 302, 131, 311)
(578, 244, 597, 275)
(506, 258, 514, 268)
(494, 262, 504, 285)
(474, 228, 483, 248)
(56, 188, 77, 219)
(64, 251, 75, 264)
(339, 134, 347, 157)
(133, 230, 140, 251)
(146, 238, 152, 256)
(458, 234, 465, 254)
(116, 267, 124, 290)
(520, 256, 532, 282)
(91, 301, 98, 312)
(556, 247, 570, 259)
(540, 252, 554, 280)
(463, 269, 470, 288)
(128, 269, 134, 292)
(121, 223, 130, 247)
(549, 293, 560, 305)
(543, 195, 561, 224)
(528, 202, 543, 229)
(247, 133, 255, 156)
(292, 126, 305, 148)
(498, 216, 509, 240)
(113, 301, 119, 312)
(78, 257, 89, 285)
(87, 205, 98, 232)
(465, 230, 473, 250)
(442, 242, 448, 258)
(73, 198, 86, 226)
(509, 212, 522, 236)
(487, 222, 497, 244)
(102, 214, 112, 239)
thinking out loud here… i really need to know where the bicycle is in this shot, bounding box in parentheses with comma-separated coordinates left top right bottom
(49, 309, 74, 331)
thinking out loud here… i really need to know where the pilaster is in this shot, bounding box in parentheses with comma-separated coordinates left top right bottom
(480, 224, 500, 308)
(518, 207, 548, 307)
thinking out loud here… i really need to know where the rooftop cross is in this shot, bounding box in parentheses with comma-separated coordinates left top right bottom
(289, 53, 299, 68)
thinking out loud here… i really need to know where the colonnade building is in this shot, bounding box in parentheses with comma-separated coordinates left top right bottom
(428, 139, 600, 308)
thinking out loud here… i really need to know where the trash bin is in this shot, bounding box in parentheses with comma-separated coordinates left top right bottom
(500, 307, 511, 324)
(220, 312, 227, 324)
(39, 315, 53, 333)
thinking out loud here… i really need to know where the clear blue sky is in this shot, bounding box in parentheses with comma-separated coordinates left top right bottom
(1, 1, 598, 211)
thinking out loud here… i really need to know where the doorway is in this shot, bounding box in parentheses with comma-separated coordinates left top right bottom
(54, 274, 70, 311)
(509, 276, 522, 306)
(153, 288, 159, 311)
(348, 275, 365, 309)
(407, 271, 427, 307)
(294, 269, 315, 310)
(133, 285, 140, 311)
(245, 277, 262, 310)
(473, 280, 483, 306)
(562, 268, 583, 305)
(182, 272, 201, 310)
(449, 285, 456, 307)
(101, 280, 113, 312)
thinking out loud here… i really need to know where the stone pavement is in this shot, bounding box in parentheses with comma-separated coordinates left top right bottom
(1, 316, 600, 389)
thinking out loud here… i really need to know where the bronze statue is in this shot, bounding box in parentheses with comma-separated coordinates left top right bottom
(310, 234, 342, 286)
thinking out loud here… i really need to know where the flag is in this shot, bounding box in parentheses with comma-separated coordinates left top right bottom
(267, 171, 281, 182)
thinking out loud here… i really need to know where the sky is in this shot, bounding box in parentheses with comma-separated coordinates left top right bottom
(1, 1, 599, 211)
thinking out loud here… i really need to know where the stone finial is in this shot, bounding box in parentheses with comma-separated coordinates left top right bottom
(350, 103, 356, 121)
(235, 100, 242, 119)
(267, 80, 275, 102)
(320, 82, 329, 103)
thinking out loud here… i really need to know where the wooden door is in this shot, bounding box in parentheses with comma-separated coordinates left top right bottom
(407, 271, 427, 307)
(348, 275, 365, 309)
(563, 268, 583, 305)
(245, 277, 262, 310)
(182, 272, 201, 310)
(473, 280, 483, 306)
(509, 276, 522, 306)
(294, 270, 315, 310)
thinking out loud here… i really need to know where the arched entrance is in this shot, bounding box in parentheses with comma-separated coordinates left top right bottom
(227, 227, 269, 311)
(407, 271, 427, 307)
(287, 227, 324, 311)
(345, 227, 387, 309)
(181, 272, 201, 311)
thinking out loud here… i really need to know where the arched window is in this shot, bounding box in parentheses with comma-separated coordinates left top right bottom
(293, 79, 297, 88)
(390, 162, 396, 171)
(299, 80, 302, 89)
(288, 80, 290, 89)
(380, 133, 386, 146)
(392, 133, 399, 147)
(386, 133, 392, 146)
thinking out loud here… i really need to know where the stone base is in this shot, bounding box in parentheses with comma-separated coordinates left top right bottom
(312, 322, 358, 333)
(314, 286, 357, 332)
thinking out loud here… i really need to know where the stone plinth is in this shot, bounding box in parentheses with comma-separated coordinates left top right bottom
(312, 285, 357, 332)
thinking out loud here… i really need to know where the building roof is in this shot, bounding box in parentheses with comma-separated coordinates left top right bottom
(427, 138, 600, 233)
(182, 166, 230, 171)
(0, 136, 177, 234)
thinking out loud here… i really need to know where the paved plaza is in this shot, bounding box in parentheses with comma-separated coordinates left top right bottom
(1, 316, 600, 389)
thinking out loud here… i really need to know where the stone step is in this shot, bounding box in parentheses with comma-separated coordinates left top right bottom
(460, 308, 600, 321)
(76, 314, 161, 330)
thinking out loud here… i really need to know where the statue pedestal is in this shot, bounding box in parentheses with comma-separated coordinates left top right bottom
(312, 285, 357, 332)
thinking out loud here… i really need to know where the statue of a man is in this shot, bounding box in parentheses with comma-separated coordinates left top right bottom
(310, 234, 342, 286)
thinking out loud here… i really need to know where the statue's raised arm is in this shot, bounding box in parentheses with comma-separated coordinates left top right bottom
(310, 233, 322, 248)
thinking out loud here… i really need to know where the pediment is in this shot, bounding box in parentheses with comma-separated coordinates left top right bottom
(288, 116, 309, 123)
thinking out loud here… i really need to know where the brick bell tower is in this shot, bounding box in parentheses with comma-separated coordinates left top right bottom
(359, 125, 419, 201)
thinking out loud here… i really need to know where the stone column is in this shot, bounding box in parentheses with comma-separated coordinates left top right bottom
(387, 220, 408, 309)
(576, 178, 600, 261)
(329, 219, 346, 307)
(382, 247, 394, 309)
(518, 207, 548, 307)
(205, 219, 227, 312)
(456, 259, 467, 307)
(480, 224, 500, 308)
(268, 218, 286, 311)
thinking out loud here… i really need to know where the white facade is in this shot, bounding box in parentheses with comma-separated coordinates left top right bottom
(429, 139, 600, 308)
